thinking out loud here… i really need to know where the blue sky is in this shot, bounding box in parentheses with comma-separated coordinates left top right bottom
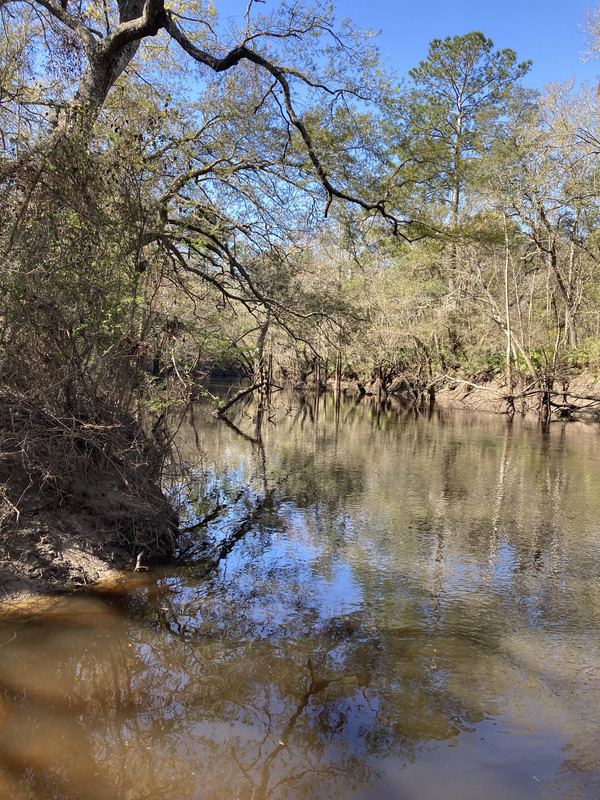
(218, 0, 599, 90)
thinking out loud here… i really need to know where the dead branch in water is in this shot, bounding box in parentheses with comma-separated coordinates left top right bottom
(217, 414, 259, 444)
(213, 381, 263, 417)
(434, 375, 600, 412)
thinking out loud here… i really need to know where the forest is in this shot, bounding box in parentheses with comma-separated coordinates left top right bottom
(1, 1, 600, 587)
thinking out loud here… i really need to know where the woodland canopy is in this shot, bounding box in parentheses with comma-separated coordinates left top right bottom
(1, 1, 600, 413)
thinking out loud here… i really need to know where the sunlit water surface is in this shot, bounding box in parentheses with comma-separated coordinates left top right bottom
(2, 394, 600, 800)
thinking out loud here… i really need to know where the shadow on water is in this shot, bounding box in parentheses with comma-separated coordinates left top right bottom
(2, 391, 600, 799)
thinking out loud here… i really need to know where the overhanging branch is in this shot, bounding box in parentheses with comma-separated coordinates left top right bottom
(161, 9, 418, 239)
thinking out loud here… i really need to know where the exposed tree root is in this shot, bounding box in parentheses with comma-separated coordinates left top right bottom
(0, 390, 178, 601)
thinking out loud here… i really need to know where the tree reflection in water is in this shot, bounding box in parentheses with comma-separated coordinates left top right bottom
(0, 593, 480, 800)
(2, 393, 600, 799)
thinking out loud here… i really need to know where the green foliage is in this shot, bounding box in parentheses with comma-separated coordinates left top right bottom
(1, 0, 599, 412)
(392, 32, 531, 225)
(563, 338, 600, 372)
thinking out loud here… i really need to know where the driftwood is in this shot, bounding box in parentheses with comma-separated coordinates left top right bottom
(212, 381, 283, 421)
(212, 381, 263, 417)
(217, 414, 259, 444)
(434, 375, 600, 415)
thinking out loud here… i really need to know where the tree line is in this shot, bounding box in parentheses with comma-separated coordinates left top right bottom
(1, 1, 600, 419)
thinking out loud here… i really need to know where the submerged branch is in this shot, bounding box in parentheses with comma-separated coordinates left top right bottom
(213, 381, 263, 417)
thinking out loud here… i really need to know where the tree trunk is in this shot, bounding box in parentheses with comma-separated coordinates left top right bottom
(335, 348, 342, 401)
(503, 214, 513, 392)
(254, 309, 271, 392)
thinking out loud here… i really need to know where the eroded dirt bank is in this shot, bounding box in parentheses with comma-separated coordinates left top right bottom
(334, 369, 600, 421)
(431, 372, 600, 419)
(0, 392, 178, 607)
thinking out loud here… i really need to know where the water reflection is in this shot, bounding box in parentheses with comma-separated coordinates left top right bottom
(2, 394, 600, 799)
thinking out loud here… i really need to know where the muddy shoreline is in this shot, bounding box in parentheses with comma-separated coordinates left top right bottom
(336, 370, 600, 420)
(0, 476, 177, 610)
(0, 392, 178, 609)
(430, 372, 600, 420)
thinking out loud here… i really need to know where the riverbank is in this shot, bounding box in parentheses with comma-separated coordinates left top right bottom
(431, 371, 600, 419)
(333, 368, 600, 420)
(3, 368, 600, 608)
(0, 391, 178, 606)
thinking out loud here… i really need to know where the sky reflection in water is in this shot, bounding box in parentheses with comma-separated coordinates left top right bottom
(1, 394, 600, 799)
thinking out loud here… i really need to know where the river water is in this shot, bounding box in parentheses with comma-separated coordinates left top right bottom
(1, 394, 600, 800)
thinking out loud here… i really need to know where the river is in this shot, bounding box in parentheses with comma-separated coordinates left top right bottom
(1, 393, 600, 799)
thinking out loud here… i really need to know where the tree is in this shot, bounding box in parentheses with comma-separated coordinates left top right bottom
(0, 0, 408, 414)
(394, 32, 532, 230)
(371, 32, 533, 372)
(484, 81, 600, 354)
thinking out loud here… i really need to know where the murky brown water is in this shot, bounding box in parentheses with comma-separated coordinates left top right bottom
(2, 394, 600, 799)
